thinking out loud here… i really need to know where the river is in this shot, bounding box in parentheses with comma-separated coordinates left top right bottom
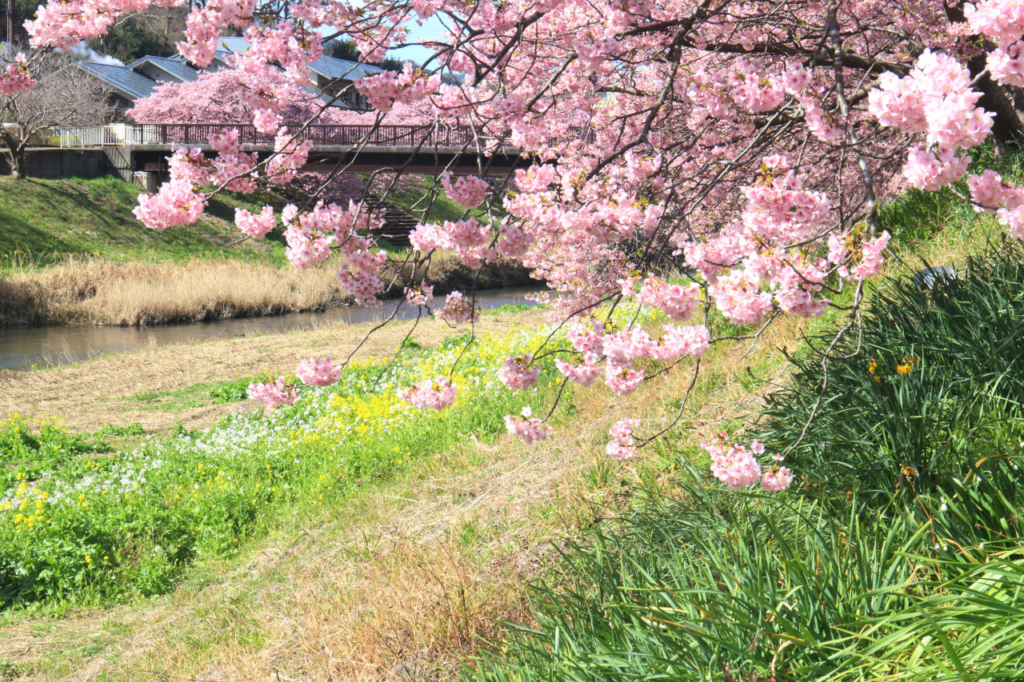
(0, 287, 545, 371)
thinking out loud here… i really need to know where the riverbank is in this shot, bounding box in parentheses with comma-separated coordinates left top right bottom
(0, 253, 533, 327)
(0, 306, 548, 432)
(0, 174, 529, 327)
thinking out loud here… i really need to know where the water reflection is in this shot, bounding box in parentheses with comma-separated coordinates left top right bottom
(0, 287, 544, 371)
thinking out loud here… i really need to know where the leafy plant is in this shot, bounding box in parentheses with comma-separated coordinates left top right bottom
(756, 240, 1024, 495)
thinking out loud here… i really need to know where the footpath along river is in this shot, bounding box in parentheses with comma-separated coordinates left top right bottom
(0, 286, 545, 371)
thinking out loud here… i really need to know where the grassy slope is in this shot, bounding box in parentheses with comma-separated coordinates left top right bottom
(0, 174, 493, 266)
(0, 176, 288, 267)
(0, 212, 996, 680)
(0, 164, 1004, 679)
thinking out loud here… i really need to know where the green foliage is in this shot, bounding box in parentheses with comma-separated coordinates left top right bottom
(208, 374, 273, 404)
(87, 15, 176, 62)
(470, 242, 1024, 681)
(0, 417, 112, 488)
(756, 240, 1024, 495)
(0, 177, 286, 268)
(472, 459, 1024, 682)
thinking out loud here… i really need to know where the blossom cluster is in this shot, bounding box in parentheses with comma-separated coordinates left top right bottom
(0, 54, 36, 95)
(409, 219, 494, 268)
(504, 406, 550, 444)
(702, 435, 793, 492)
(398, 377, 457, 410)
(355, 61, 440, 113)
(247, 377, 298, 414)
(440, 172, 489, 208)
(433, 291, 479, 324)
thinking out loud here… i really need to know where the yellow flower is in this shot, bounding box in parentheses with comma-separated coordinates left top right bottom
(85, 555, 92, 563)
(896, 357, 915, 375)
(867, 357, 877, 374)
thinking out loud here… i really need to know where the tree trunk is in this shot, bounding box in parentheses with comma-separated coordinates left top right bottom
(0, 130, 26, 179)
(12, 148, 26, 179)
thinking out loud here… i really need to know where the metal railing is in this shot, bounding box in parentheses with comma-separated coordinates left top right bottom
(57, 124, 501, 149)
(56, 123, 593, 149)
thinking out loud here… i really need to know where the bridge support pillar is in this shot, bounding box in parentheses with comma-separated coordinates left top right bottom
(143, 171, 161, 193)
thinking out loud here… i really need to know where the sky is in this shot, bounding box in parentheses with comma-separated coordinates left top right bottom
(384, 14, 449, 66)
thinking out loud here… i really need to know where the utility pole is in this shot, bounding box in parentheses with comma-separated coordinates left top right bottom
(5, 0, 12, 58)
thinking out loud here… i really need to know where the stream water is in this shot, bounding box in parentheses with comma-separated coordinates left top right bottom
(0, 287, 545, 371)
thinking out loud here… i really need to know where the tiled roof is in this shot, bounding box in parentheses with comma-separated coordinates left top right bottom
(74, 61, 159, 100)
(76, 37, 385, 104)
(308, 56, 383, 82)
(128, 55, 200, 83)
(208, 36, 385, 81)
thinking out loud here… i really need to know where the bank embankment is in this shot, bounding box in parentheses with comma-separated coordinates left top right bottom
(0, 306, 548, 432)
(0, 252, 533, 326)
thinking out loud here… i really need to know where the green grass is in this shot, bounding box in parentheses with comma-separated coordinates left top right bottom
(385, 175, 502, 225)
(0, 176, 288, 268)
(124, 374, 275, 413)
(0, 318, 591, 609)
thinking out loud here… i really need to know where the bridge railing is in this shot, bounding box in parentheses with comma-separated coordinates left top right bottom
(57, 123, 594, 150)
(57, 124, 505, 149)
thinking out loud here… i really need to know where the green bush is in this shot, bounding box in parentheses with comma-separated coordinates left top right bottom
(756, 240, 1024, 495)
(471, 461, 1024, 682)
(471, 242, 1024, 681)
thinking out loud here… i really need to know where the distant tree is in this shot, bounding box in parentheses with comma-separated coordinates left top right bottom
(127, 67, 351, 124)
(0, 52, 112, 178)
(128, 66, 432, 126)
(326, 39, 361, 62)
(86, 12, 177, 62)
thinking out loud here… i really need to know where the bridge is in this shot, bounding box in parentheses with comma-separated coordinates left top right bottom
(57, 123, 533, 188)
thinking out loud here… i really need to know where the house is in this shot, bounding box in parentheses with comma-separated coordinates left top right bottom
(73, 36, 384, 113)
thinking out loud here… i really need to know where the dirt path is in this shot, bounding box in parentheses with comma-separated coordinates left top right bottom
(1, 310, 546, 433)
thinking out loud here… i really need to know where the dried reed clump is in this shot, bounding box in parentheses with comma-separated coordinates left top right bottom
(1, 253, 536, 327)
(380, 252, 534, 294)
(0, 258, 346, 326)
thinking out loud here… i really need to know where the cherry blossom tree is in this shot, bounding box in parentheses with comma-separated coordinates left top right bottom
(1, 50, 112, 178)
(11, 0, 1024, 491)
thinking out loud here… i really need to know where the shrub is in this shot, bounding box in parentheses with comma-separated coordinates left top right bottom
(471, 459, 1024, 682)
(756, 240, 1024, 496)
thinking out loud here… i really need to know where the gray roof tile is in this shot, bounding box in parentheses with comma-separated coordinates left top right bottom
(74, 61, 159, 100)
(128, 55, 200, 83)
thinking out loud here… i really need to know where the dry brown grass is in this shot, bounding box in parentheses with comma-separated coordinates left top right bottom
(0, 253, 534, 327)
(0, 258, 346, 326)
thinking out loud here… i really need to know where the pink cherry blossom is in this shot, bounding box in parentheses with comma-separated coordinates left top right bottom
(555, 352, 603, 386)
(295, 357, 341, 386)
(355, 61, 440, 113)
(498, 354, 540, 390)
(650, 325, 711, 362)
(235, 206, 276, 239)
(433, 291, 479, 324)
(405, 283, 434, 306)
(247, 377, 298, 414)
(440, 172, 489, 208)
(705, 440, 762, 490)
(606, 418, 639, 461)
(604, 363, 644, 396)
(760, 466, 795, 492)
(504, 405, 550, 444)
(398, 377, 457, 410)
(133, 181, 207, 231)
(0, 54, 36, 95)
